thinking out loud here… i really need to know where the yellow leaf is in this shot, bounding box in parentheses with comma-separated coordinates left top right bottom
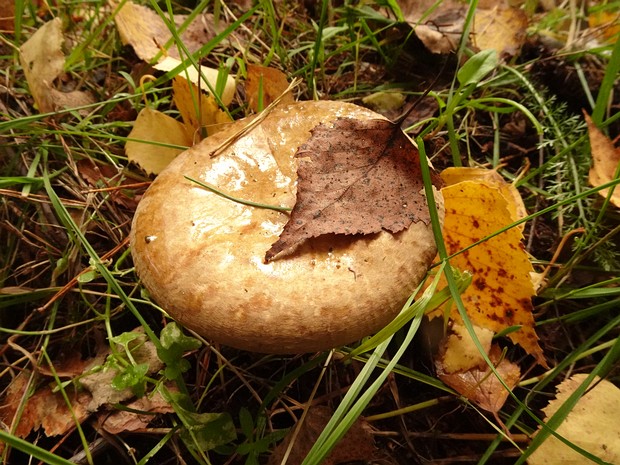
(172, 77, 232, 141)
(430, 169, 546, 367)
(473, 6, 528, 56)
(113, 1, 169, 62)
(155, 57, 236, 107)
(245, 64, 294, 112)
(529, 374, 620, 465)
(440, 323, 494, 373)
(126, 108, 191, 175)
(585, 112, 620, 208)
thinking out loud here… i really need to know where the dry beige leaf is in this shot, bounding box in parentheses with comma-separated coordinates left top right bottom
(19, 18, 94, 113)
(245, 64, 294, 112)
(81, 332, 164, 411)
(585, 112, 620, 208)
(437, 344, 521, 413)
(125, 108, 191, 175)
(113, 1, 223, 61)
(529, 374, 620, 465)
(473, 6, 528, 56)
(19, 18, 64, 113)
(172, 76, 231, 141)
(99, 388, 175, 434)
(268, 406, 376, 465)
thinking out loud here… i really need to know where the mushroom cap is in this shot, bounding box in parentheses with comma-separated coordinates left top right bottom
(130, 100, 443, 353)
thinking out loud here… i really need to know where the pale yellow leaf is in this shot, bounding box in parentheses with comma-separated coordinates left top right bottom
(155, 56, 236, 106)
(585, 112, 620, 208)
(126, 108, 191, 175)
(529, 374, 620, 465)
(441, 323, 494, 373)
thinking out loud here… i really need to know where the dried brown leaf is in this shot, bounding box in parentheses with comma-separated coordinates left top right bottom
(268, 406, 376, 465)
(265, 117, 441, 261)
(585, 112, 620, 208)
(437, 344, 521, 413)
(99, 388, 175, 434)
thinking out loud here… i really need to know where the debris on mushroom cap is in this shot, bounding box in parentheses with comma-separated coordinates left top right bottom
(130, 100, 444, 353)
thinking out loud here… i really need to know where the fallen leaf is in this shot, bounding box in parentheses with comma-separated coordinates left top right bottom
(429, 168, 546, 366)
(19, 18, 94, 113)
(113, 1, 221, 62)
(125, 107, 191, 175)
(585, 112, 620, 208)
(529, 374, 620, 465)
(440, 167, 528, 229)
(80, 331, 164, 411)
(440, 323, 494, 373)
(0, 0, 15, 32)
(437, 343, 521, 413)
(396, 0, 526, 56)
(99, 387, 175, 434)
(473, 6, 528, 56)
(172, 76, 231, 140)
(361, 91, 406, 113)
(155, 56, 236, 107)
(399, 0, 465, 54)
(0, 371, 91, 439)
(77, 159, 144, 210)
(268, 406, 376, 465)
(265, 117, 442, 261)
(245, 64, 294, 112)
(588, 9, 620, 45)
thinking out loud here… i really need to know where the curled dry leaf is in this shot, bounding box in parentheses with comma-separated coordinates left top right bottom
(585, 112, 620, 208)
(245, 64, 295, 112)
(99, 387, 176, 434)
(529, 374, 620, 465)
(265, 117, 442, 261)
(437, 343, 520, 414)
(472, 6, 528, 57)
(19, 18, 94, 113)
(428, 167, 546, 367)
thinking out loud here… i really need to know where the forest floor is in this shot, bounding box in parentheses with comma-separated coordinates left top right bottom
(1, 1, 619, 464)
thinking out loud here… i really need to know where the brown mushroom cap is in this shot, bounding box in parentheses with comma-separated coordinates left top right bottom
(130, 100, 443, 353)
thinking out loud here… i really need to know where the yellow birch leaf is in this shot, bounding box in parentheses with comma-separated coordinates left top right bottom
(126, 108, 191, 175)
(529, 375, 620, 465)
(172, 77, 232, 141)
(245, 64, 294, 112)
(430, 170, 546, 367)
(585, 112, 620, 208)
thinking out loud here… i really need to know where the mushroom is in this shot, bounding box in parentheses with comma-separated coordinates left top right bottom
(130, 100, 443, 353)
